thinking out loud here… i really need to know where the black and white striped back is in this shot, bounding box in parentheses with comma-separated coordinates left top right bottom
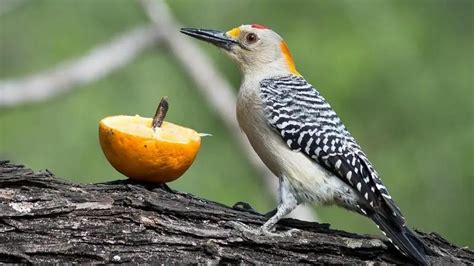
(259, 75, 395, 212)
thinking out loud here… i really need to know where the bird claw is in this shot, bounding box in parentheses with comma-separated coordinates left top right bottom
(226, 221, 301, 238)
(261, 227, 301, 238)
(226, 221, 261, 236)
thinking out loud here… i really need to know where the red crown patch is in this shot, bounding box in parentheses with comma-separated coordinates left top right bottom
(251, 24, 268, 29)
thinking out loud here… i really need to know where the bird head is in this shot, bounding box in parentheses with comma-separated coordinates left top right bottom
(180, 24, 300, 77)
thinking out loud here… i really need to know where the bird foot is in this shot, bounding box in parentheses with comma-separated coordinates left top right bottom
(226, 221, 300, 238)
(261, 227, 301, 238)
(226, 221, 261, 236)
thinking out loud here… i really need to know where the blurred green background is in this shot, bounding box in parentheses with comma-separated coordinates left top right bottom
(1, 0, 472, 247)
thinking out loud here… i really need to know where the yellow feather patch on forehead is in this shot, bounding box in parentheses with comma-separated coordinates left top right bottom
(226, 27, 241, 38)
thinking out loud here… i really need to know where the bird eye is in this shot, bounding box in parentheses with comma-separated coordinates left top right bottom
(245, 33, 258, 44)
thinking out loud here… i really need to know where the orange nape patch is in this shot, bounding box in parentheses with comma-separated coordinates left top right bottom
(226, 27, 241, 38)
(279, 41, 300, 76)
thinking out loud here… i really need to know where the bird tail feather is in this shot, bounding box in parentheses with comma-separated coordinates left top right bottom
(371, 212, 429, 265)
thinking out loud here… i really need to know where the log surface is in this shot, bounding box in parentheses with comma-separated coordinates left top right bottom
(0, 161, 472, 264)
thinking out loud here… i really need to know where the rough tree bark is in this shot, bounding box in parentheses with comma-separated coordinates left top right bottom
(0, 161, 472, 264)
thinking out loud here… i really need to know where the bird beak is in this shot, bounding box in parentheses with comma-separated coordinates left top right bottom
(180, 28, 238, 50)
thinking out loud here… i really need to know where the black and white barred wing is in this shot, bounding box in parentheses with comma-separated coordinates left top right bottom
(259, 75, 404, 224)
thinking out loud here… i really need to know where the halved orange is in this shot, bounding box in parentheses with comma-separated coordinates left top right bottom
(99, 115, 201, 183)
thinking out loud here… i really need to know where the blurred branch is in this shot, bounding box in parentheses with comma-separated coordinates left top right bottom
(138, 0, 317, 222)
(0, 26, 162, 107)
(0, 0, 28, 17)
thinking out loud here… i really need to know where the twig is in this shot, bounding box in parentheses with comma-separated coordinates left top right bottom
(0, 25, 163, 107)
(138, 0, 317, 222)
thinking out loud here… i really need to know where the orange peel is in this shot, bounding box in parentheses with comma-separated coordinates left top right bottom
(99, 115, 201, 183)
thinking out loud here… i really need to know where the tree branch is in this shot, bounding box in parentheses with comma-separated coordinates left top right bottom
(0, 161, 471, 264)
(0, 25, 162, 107)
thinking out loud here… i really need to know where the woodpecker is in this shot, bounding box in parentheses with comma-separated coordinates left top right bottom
(181, 24, 429, 265)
